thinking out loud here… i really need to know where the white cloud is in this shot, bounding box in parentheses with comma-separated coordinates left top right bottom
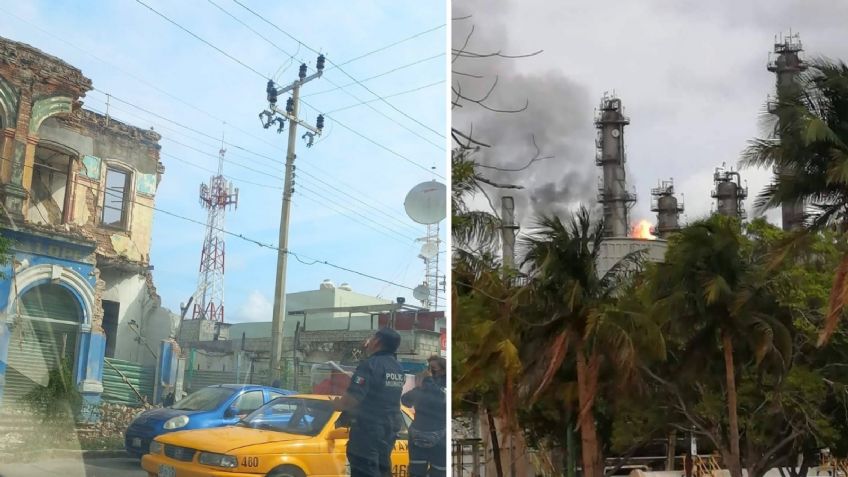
(232, 290, 273, 323)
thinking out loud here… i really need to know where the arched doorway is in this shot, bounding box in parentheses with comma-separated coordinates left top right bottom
(3, 283, 82, 404)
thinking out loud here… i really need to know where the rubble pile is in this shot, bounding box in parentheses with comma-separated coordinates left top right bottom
(78, 402, 157, 439)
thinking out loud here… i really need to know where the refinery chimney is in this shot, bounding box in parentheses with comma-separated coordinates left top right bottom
(712, 165, 747, 219)
(768, 31, 808, 231)
(651, 180, 683, 238)
(595, 93, 636, 237)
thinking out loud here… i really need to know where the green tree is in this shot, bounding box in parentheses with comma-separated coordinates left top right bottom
(518, 208, 665, 477)
(742, 58, 848, 345)
(649, 215, 793, 477)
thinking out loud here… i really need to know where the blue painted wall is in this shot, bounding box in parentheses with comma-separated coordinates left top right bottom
(0, 229, 96, 311)
(0, 228, 99, 410)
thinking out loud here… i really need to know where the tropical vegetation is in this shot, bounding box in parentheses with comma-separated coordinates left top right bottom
(453, 57, 848, 477)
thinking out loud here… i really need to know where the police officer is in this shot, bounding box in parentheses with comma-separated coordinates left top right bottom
(333, 328, 405, 477)
(402, 356, 447, 477)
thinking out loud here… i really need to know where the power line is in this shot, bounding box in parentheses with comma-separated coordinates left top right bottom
(326, 80, 444, 114)
(203, 0, 442, 150)
(86, 92, 423, 234)
(1, 7, 444, 192)
(127, 1, 446, 177)
(133, 0, 268, 80)
(295, 186, 415, 244)
(160, 136, 420, 241)
(229, 0, 444, 139)
(206, 0, 301, 65)
(327, 24, 445, 70)
(86, 101, 422, 242)
(3, 153, 437, 296)
(302, 102, 441, 177)
(303, 53, 445, 98)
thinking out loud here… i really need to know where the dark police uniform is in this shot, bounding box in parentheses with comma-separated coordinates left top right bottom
(346, 349, 405, 477)
(402, 375, 447, 477)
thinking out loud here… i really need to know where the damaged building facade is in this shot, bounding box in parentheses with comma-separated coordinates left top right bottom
(0, 36, 177, 410)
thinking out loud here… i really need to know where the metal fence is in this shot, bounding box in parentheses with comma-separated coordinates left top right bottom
(101, 357, 156, 406)
(454, 439, 484, 477)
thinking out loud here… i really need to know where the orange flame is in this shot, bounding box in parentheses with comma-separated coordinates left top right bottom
(631, 220, 656, 240)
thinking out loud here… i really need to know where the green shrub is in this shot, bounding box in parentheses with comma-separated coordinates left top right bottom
(22, 357, 82, 423)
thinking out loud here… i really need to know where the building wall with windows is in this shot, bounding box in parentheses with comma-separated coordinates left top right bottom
(0, 35, 175, 413)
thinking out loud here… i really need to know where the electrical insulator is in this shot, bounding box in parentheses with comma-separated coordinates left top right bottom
(316, 54, 325, 71)
(266, 80, 278, 104)
(316, 114, 325, 130)
(299, 63, 307, 80)
(286, 97, 294, 114)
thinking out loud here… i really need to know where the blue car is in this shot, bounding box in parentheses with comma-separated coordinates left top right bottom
(124, 384, 294, 458)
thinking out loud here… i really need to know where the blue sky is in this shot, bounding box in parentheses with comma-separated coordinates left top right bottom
(3, 1, 447, 322)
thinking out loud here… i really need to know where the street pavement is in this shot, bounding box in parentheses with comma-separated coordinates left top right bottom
(0, 457, 146, 477)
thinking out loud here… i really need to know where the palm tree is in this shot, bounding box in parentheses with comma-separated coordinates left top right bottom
(452, 142, 502, 257)
(650, 215, 793, 477)
(519, 207, 664, 477)
(742, 58, 848, 345)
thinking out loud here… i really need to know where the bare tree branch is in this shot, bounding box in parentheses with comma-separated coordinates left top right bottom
(477, 134, 554, 172)
(452, 49, 545, 59)
(476, 175, 525, 189)
(454, 71, 485, 79)
(453, 24, 476, 63)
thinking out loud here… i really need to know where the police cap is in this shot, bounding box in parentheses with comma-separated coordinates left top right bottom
(375, 327, 401, 353)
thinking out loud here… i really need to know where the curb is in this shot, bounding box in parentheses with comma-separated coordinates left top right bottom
(0, 449, 128, 463)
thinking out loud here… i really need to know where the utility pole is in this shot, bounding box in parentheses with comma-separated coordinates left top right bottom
(501, 196, 518, 273)
(259, 55, 326, 386)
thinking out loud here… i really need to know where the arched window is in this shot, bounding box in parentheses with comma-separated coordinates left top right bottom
(4, 283, 83, 401)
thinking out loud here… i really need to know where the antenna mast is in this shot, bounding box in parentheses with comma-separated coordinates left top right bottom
(192, 140, 239, 322)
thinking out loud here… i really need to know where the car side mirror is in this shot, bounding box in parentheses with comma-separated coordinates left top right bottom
(327, 427, 349, 440)
(224, 405, 238, 418)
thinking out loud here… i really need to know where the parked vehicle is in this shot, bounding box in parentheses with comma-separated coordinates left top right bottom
(141, 394, 413, 477)
(125, 384, 294, 458)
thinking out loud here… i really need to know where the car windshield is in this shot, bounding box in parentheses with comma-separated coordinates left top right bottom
(171, 387, 236, 411)
(242, 397, 334, 436)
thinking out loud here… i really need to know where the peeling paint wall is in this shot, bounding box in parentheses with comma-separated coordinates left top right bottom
(37, 115, 161, 263)
(0, 34, 175, 409)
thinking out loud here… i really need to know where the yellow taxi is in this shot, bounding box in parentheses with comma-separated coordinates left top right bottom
(140, 394, 412, 477)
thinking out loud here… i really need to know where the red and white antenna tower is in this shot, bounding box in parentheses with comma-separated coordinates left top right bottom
(192, 140, 239, 322)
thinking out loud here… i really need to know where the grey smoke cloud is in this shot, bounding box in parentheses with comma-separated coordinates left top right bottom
(452, 3, 599, 222)
(452, 0, 848, 229)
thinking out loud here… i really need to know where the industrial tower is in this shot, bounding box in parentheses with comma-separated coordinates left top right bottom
(712, 165, 747, 219)
(192, 145, 239, 322)
(768, 31, 808, 231)
(650, 180, 684, 238)
(595, 93, 636, 237)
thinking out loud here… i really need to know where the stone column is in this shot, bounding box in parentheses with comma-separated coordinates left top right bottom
(2, 86, 32, 218)
(20, 135, 39, 197)
(75, 325, 105, 423)
(0, 128, 15, 182)
(154, 340, 180, 404)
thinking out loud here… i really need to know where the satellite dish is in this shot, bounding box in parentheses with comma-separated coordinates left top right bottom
(412, 284, 430, 302)
(404, 181, 446, 225)
(420, 241, 439, 259)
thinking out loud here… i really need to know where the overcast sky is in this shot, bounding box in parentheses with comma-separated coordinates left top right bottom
(453, 0, 848, 231)
(3, 1, 446, 321)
